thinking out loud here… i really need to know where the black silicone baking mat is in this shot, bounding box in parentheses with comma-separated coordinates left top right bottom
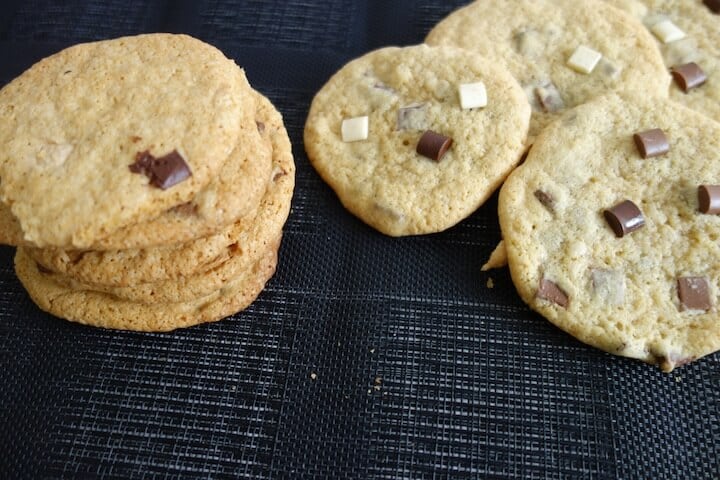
(1, 1, 718, 478)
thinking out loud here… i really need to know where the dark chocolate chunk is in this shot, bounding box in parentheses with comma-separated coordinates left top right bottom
(633, 129, 669, 158)
(534, 189, 555, 213)
(416, 130, 453, 162)
(698, 185, 720, 214)
(671, 63, 707, 93)
(537, 278, 569, 308)
(677, 276, 712, 311)
(704, 0, 720, 13)
(129, 149, 192, 190)
(604, 200, 645, 238)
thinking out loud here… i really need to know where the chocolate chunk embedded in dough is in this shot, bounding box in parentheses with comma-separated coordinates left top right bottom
(671, 63, 707, 93)
(633, 129, 669, 158)
(416, 131, 453, 161)
(537, 278, 569, 307)
(677, 276, 712, 311)
(604, 200, 645, 238)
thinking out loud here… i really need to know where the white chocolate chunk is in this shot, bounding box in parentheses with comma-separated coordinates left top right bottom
(341, 116, 369, 142)
(650, 20, 686, 44)
(458, 81, 487, 109)
(567, 46, 602, 74)
(397, 103, 427, 131)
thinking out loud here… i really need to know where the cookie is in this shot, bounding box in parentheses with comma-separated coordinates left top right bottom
(30, 94, 295, 302)
(14, 244, 278, 332)
(498, 92, 720, 371)
(604, 0, 720, 122)
(425, 0, 671, 140)
(14, 94, 295, 331)
(0, 33, 252, 248)
(304, 44, 530, 236)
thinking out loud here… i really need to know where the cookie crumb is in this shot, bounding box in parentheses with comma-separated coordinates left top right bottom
(486, 277, 495, 289)
(370, 348, 375, 354)
(675, 376, 682, 383)
(310, 372, 318, 381)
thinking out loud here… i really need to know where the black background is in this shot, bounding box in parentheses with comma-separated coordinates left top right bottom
(1, 1, 718, 478)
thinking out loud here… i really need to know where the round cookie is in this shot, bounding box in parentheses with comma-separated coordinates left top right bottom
(15, 244, 278, 332)
(604, 0, 720, 122)
(425, 0, 671, 140)
(498, 92, 720, 372)
(31, 95, 295, 303)
(304, 44, 531, 236)
(0, 33, 252, 248)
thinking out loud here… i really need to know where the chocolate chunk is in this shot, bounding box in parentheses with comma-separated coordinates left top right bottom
(677, 276, 712, 311)
(397, 103, 427, 131)
(534, 189, 555, 213)
(416, 131, 453, 162)
(671, 63, 707, 93)
(604, 200, 645, 237)
(129, 149, 192, 190)
(537, 278, 569, 308)
(534, 83, 564, 113)
(633, 128, 669, 158)
(698, 185, 720, 214)
(704, 0, 720, 13)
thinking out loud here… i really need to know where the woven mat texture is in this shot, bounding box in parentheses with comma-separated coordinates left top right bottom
(0, 1, 718, 478)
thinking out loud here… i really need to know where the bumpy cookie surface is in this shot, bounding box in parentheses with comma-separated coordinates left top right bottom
(426, 0, 670, 139)
(0, 33, 251, 248)
(499, 92, 720, 371)
(304, 44, 530, 236)
(605, 0, 720, 122)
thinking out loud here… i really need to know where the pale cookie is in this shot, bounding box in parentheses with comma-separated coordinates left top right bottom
(30, 95, 295, 302)
(604, 0, 720, 122)
(0, 33, 251, 248)
(425, 0, 671, 140)
(304, 44, 530, 236)
(15, 244, 278, 332)
(499, 92, 720, 372)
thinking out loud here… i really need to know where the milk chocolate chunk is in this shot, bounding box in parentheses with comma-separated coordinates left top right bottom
(704, 0, 720, 13)
(537, 278, 569, 308)
(698, 185, 720, 214)
(417, 131, 453, 161)
(604, 200, 645, 237)
(130, 149, 192, 190)
(677, 276, 711, 311)
(633, 128, 669, 158)
(671, 63, 707, 93)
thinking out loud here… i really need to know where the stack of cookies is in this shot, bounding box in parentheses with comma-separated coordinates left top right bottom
(0, 34, 295, 331)
(303, 0, 720, 370)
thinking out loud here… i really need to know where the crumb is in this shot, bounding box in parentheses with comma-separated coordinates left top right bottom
(310, 372, 317, 381)
(370, 348, 375, 354)
(675, 376, 682, 383)
(374, 377, 382, 385)
(367, 388, 372, 394)
(373, 385, 381, 391)
(486, 277, 494, 289)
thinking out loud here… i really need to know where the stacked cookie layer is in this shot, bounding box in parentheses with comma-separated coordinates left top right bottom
(0, 34, 295, 331)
